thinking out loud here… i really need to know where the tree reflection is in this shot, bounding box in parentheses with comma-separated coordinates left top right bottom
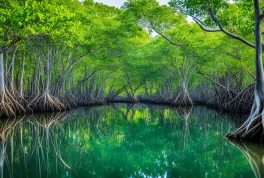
(0, 118, 21, 178)
(175, 107, 193, 149)
(232, 141, 264, 178)
(0, 105, 256, 178)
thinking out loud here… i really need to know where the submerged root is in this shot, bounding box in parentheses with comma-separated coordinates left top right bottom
(30, 93, 66, 112)
(227, 91, 264, 142)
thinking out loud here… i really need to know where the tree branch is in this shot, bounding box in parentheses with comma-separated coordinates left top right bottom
(0, 37, 21, 53)
(150, 26, 186, 47)
(208, 8, 256, 49)
(197, 71, 236, 93)
(192, 16, 221, 32)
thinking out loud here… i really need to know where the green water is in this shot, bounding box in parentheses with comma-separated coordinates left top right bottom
(0, 104, 262, 178)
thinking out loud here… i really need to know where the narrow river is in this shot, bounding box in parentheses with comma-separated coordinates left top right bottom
(0, 104, 261, 178)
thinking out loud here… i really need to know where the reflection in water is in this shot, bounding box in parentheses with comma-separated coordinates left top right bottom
(233, 142, 264, 178)
(175, 107, 193, 149)
(0, 104, 258, 178)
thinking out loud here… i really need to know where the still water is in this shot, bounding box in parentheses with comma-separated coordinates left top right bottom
(0, 104, 262, 178)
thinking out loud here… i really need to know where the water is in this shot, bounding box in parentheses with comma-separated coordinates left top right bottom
(0, 104, 262, 178)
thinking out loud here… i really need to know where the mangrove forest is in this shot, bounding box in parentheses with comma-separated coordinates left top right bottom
(1, 0, 264, 177)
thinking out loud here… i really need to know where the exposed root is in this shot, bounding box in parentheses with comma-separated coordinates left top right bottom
(30, 93, 66, 112)
(172, 88, 193, 106)
(91, 98, 106, 105)
(227, 91, 264, 142)
(10, 87, 31, 113)
(61, 94, 77, 110)
(128, 96, 139, 104)
(0, 89, 25, 118)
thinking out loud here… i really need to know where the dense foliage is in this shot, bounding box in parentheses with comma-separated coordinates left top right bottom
(0, 0, 259, 117)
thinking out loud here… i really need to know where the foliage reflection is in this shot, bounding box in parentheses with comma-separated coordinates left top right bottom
(0, 105, 257, 178)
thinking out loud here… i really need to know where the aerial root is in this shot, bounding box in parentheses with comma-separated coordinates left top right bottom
(172, 89, 193, 106)
(30, 93, 66, 112)
(0, 90, 26, 118)
(61, 94, 77, 109)
(227, 91, 264, 142)
(129, 96, 139, 104)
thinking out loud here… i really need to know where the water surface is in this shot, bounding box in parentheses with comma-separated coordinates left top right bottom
(0, 104, 262, 178)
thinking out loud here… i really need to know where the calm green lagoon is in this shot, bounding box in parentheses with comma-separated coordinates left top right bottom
(0, 104, 262, 178)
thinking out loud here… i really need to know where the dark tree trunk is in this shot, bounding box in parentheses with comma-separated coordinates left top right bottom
(227, 0, 264, 142)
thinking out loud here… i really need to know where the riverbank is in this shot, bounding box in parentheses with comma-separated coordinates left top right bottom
(0, 95, 249, 120)
(2, 92, 251, 118)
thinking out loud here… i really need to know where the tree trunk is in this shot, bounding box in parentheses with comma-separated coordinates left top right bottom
(45, 49, 51, 95)
(30, 46, 65, 112)
(0, 51, 5, 101)
(227, 0, 264, 141)
(19, 48, 26, 97)
(255, 0, 264, 95)
(10, 46, 17, 95)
